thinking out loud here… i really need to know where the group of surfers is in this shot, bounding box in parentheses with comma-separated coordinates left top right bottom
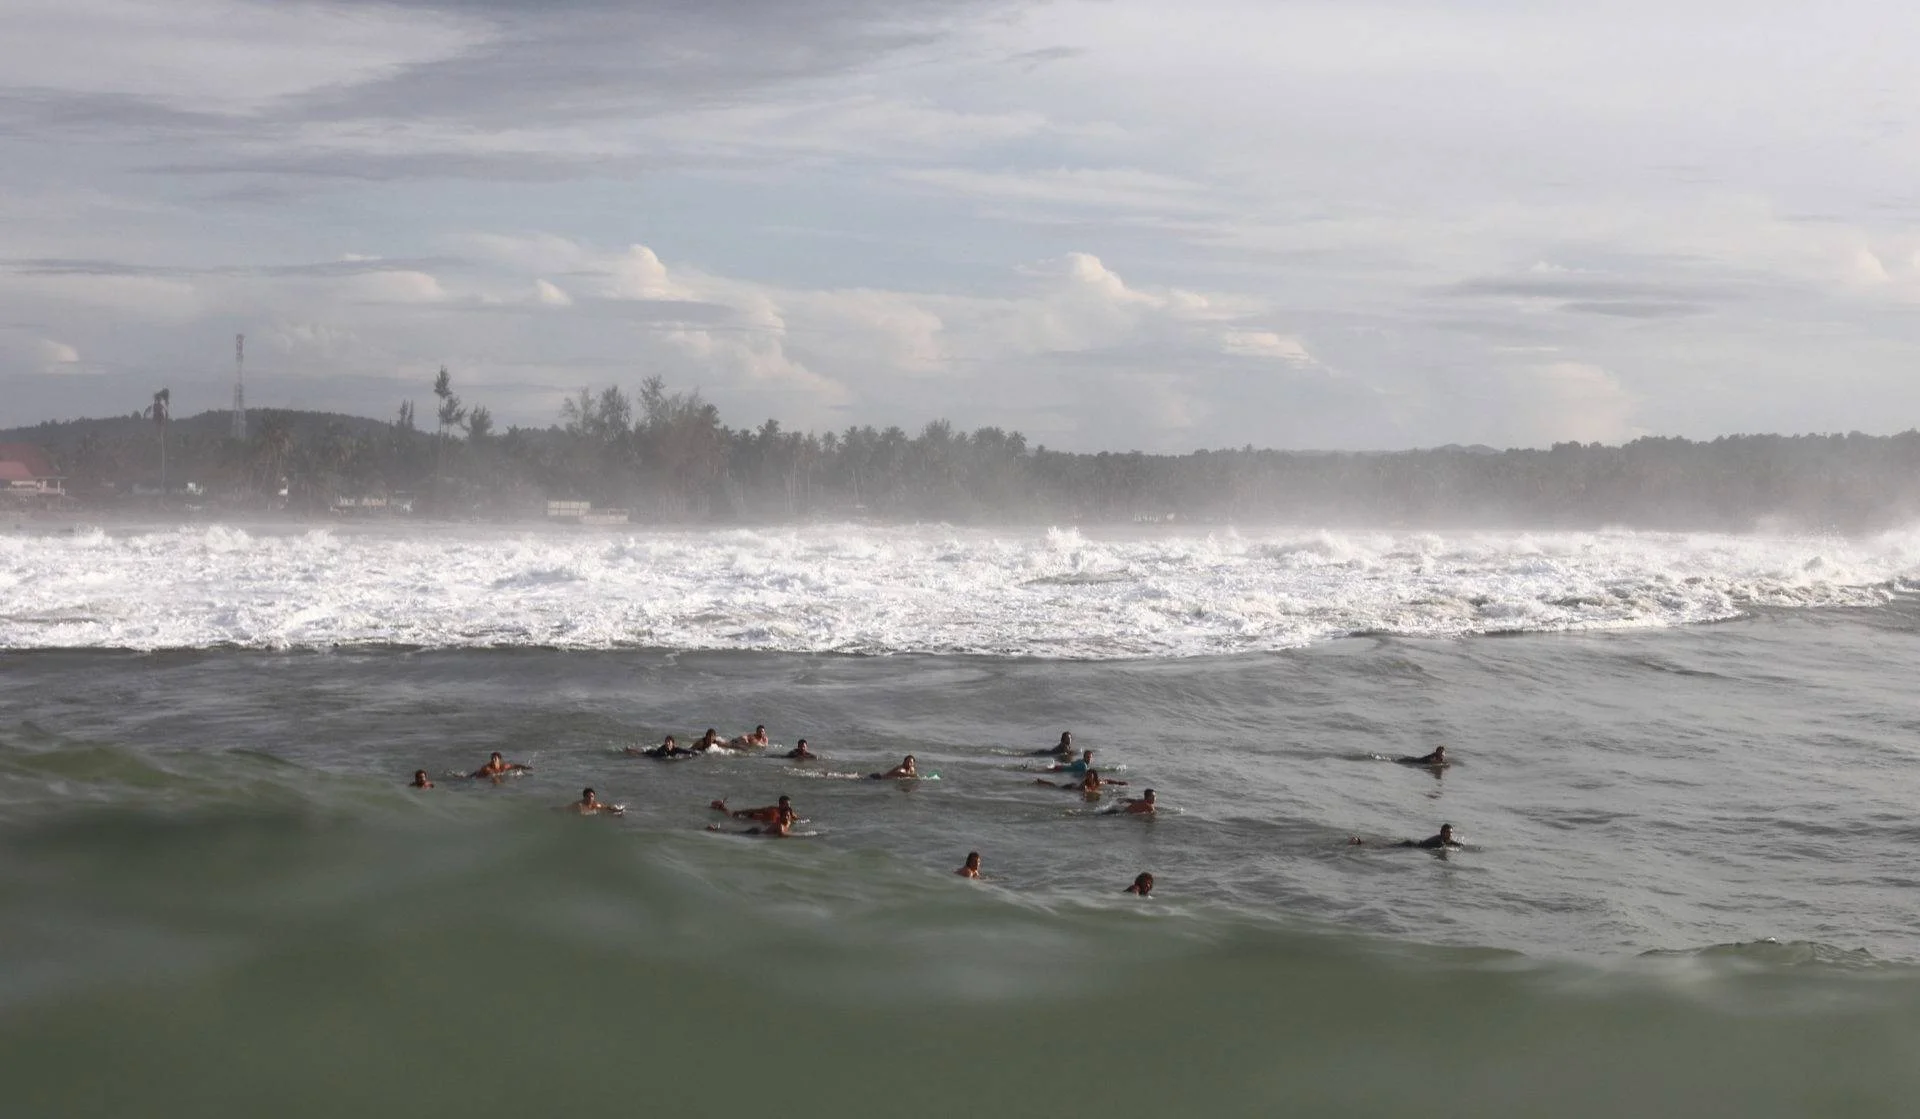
(406, 729, 1462, 874)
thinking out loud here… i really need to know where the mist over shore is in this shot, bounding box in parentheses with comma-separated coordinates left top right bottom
(8, 376, 1920, 532)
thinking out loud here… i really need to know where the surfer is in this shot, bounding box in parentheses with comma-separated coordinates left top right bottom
(630, 735, 695, 759)
(710, 795, 792, 822)
(1031, 731, 1076, 758)
(409, 769, 433, 789)
(957, 852, 982, 879)
(727, 725, 770, 749)
(693, 729, 726, 751)
(1046, 749, 1095, 774)
(1397, 823, 1462, 849)
(1117, 789, 1156, 815)
(710, 804, 795, 837)
(1125, 872, 1154, 896)
(565, 788, 623, 816)
(869, 755, 919, 780)
(1037, 769, 1127, 796)
(786, 739, 818, 760)
(470, 751, 532, 778)
(1397, 746, 1449, 767)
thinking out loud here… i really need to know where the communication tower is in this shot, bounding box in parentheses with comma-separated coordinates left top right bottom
(231, 333, 247, 441)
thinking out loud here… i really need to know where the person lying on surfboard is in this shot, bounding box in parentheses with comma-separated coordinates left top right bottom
(630, 735, 696, 759)
(1118, 789, 1156, 815)
(710, 795, 792, 822)
(1031, 731, 1076, 758)
(1125, 872, 1154, 896)
(470, 751, 531, 778)
(869, 755, 918, 779)
(728, 725, 770, 750)
(692, 729, 727, 751)
(1396, 746, 1449, 767)
(709, 804, 795, 836)
(1046, 749, 1096, 774)
(786, 739, 818, 760)
(1397, 823, 1462, 849)
(1036, 769, 1127, 797)
(564, 788, 623, 816)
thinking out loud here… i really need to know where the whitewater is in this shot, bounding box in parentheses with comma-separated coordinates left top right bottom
(3, 521, 1919, 655)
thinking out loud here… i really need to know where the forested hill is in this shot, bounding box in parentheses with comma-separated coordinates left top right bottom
(6, 376, 1920, 531)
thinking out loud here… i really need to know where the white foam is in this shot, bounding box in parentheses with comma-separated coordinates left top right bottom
(2, 522, 1917, 657)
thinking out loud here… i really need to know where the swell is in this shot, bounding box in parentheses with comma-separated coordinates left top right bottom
(4, 806, 1920, 1117)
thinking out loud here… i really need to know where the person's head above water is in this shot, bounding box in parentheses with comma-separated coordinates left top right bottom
(777, 795, 792, 808)
(1433, 746, 1447, 762)
(662, 735, 676, 745)
(490, 752, 503, 764)
(1439, 823, 1453, 840)
(581, 788, 597, 803)
(1060, 732, 1072, 747)
(755, 725, 766, 735)
(411, 769, 431, 787)
(1128, 872, 1154, 895)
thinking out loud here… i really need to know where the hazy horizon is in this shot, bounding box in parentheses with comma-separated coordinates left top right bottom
(5, 1, 1920, 454)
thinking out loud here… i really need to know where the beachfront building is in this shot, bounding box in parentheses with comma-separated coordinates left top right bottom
(0, 443, 66, 500)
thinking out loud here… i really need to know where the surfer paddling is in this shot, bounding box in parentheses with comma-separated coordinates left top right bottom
(728, 725, 770, 750)
(1125, 872, 1154, 896)
(630, 735, 695, 759)
(1046, 749, 1096, 774)
(470, 751, 532, 778)
(709, 804, 796, 837)
(1398, 823, 1462, 849)
(409, 769, 433, 789)
(785, 739, 818, 760)
(564, 788, 623, 816)
(1037, 769, 1127, 796)
(1116, 789, 1156, 815)
(869, 755, 919, 780)
(692, 729, 726, 751)
(1032, 731, 1076, 758)
(710, 795, 792, 822)
(1397, 746, 1449, 767)
(957, 852, 982, 879)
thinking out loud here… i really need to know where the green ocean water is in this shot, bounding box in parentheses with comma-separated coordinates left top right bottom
(5, 600, 1920, 1115)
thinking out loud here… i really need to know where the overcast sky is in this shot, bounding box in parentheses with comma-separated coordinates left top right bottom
(3, 0, 1918, 451)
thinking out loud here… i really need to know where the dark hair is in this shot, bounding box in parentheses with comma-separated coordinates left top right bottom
(583, 788, 595, 798)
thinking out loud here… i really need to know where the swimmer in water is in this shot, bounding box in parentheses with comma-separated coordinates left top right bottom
(957, 852, 982, 879)
(786, 738, 817, 760)
(1118, 788, 1156, 815)
(1125, 872, 1154, 896)
(728, 725, 770, 750)
(565, 788, 623, 816)
(1396, 823, 1462, 849)
(1031, 731, 1075, 758)
(1046, 749, 1095, 774)
(869, 755, 918, 780)
(470, 751, 532, 778)
(409, 770, 433, 789)
(709, 795, 792, 823)
(693, 729, 726, 751)
(630, 735, 694, 759)
(1398, 745, 1449, 767)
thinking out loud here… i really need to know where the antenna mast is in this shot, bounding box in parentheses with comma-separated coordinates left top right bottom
(231, 333, 247, 440)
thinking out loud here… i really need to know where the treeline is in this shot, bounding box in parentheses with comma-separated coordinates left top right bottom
(9, 371, 1920, 530)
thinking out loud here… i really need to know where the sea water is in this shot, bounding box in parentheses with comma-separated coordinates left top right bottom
(3, 522, 1919, 1116)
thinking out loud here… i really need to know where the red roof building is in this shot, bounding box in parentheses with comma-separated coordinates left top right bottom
(0, 443, 64, 497)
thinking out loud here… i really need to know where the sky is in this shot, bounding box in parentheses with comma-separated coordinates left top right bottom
(3, 0, 1919, 452)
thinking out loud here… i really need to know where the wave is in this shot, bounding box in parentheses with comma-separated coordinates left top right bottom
(3, 522, 1918, 656)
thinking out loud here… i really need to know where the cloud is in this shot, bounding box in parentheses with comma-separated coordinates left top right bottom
(1505, 361, 1640, 446)
(36, 338, 80, 370)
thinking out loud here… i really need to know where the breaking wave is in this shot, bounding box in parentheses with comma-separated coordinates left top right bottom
(3, 522, 1918, 656)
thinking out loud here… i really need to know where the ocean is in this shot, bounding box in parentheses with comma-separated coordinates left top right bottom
(4, 522, 1920, 1116)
